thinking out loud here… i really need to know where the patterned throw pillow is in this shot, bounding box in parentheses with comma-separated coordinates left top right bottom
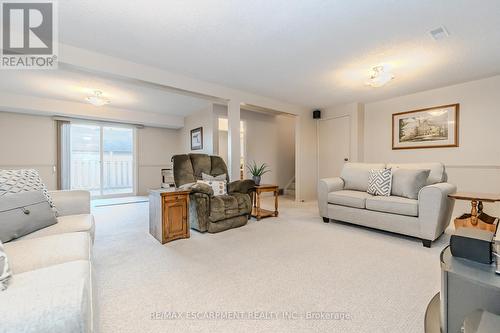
(0, 169, 57, 215)
(197, 180, 227, 196)
(0, 240, 12, 291)
(367, 168, 392, 196)
(201, 172, 226, 181)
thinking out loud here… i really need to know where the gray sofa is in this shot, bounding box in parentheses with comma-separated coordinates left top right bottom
(0, 190, 96, 333)
(318, 163, 456, 247)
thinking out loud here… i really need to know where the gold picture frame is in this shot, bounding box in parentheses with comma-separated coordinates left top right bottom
(392, 104, 459, 150)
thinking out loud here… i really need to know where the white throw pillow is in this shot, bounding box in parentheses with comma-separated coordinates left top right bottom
(197, 180, 227, 196)
(367, 168, 392, 196)
(0, 240, 12, 291)
(201, 172, 227, 181)
(0, 169, 57, 215)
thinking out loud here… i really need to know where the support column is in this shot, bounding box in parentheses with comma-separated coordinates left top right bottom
(227, 99, 241, 181)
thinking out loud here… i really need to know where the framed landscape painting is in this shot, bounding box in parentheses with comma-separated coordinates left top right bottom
(190, 127, 203, 150)
(392, 104, 459, 150)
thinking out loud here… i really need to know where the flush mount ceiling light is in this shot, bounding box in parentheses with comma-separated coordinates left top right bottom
(365, 65, 394, 88)
(86, 90, 110, 107)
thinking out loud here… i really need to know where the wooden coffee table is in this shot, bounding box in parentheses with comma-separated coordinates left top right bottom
(251, 184, 279, 220)
(448, 192, 500, 232)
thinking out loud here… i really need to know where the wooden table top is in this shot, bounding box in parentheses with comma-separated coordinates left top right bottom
(448, 192, 500, 202)
(149, 188, 191, 196)
(254, 184, 278, 189)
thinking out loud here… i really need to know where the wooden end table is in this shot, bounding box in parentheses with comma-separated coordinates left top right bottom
(149, 188, 190, 244)
(251, 184, 279, 221)
(448, 192, 500, 232)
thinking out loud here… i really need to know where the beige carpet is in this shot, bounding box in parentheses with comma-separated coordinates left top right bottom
(92, 197, 449, 333)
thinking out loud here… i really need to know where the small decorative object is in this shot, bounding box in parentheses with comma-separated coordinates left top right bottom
(247, 161, 270, 186)
(392, 104, 459, 150)
(190, 127, 203, 150)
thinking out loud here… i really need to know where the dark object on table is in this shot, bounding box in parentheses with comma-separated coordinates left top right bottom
(450, 228, 494, 264)
(478, 212, 498, 225)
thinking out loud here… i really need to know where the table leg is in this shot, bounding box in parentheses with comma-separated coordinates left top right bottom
(274, 190, 279, 216)
(471, 200, 478, 225)
(256, 191, 261, 221)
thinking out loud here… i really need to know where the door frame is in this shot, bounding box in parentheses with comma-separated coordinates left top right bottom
(69, 120, 137, 198)
(316, 114, 352, 182)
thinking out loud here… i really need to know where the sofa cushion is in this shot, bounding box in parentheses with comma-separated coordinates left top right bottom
(229, 192, 252, 215)
(202, 172, 226, 181)
(190, 154, 212, 180)
(391, 169, 430, 199)
(366, 196, 418, 217)
(0, 260, 92, 333)
(16, 214, 95, 243)
(210, 195, 240, 222)
(197, 179, 227, 196)
(328, 190, 374, 209)
(210, 155, 229, 181)
(387, 162, 445, 185)
(0, 191, 57, 243)
(172, 154, 196, 187)
(341, 163, 385, 192)
(4, 232, 92, 274)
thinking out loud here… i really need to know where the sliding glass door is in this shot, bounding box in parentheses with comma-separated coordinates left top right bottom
(70, 123, 135, 197)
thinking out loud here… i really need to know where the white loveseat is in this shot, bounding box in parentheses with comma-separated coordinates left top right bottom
(318, 163, 456, 247)
(0, 190, 96, 333)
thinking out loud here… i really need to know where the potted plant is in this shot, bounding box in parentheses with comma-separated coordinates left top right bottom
(247, 161, 270, 186)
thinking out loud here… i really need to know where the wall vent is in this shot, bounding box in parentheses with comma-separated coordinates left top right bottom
(429, 26, 450, 41)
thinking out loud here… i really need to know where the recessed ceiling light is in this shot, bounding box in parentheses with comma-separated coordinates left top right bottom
(365, 65, 394, 88)
(429, 26, 450, 41)
(86, 90, 110, 107)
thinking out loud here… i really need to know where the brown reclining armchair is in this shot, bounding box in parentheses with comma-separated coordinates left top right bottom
(172, 153, 255, 233)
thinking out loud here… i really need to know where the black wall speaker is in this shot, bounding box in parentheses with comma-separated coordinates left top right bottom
(313, 110, 321, 119)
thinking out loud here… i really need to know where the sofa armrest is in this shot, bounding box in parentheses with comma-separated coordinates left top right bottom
(49, 190, 90, 217)
(418, 182, 457, 241)
(317, 177, 344, 217)
(188, 183, 214, 197)
(228, 179, 255, 195)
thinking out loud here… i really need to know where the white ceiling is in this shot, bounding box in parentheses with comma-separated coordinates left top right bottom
(56, 0, 500, 108)
(0, 69, 210, 116)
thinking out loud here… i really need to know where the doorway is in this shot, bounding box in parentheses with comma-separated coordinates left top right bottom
(217, 117, 246, 179)
(318, 116, 350, 179)
(69, 123, 136, 197)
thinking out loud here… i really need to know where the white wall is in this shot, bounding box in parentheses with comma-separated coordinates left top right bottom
(178, 105, 215, 155)
(243, 111, 295, 188)
(0, 112, 57, 189)
(136, 126, 181, 195)
(363, 75, 500, 216)
(214, 107, 296, 189)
